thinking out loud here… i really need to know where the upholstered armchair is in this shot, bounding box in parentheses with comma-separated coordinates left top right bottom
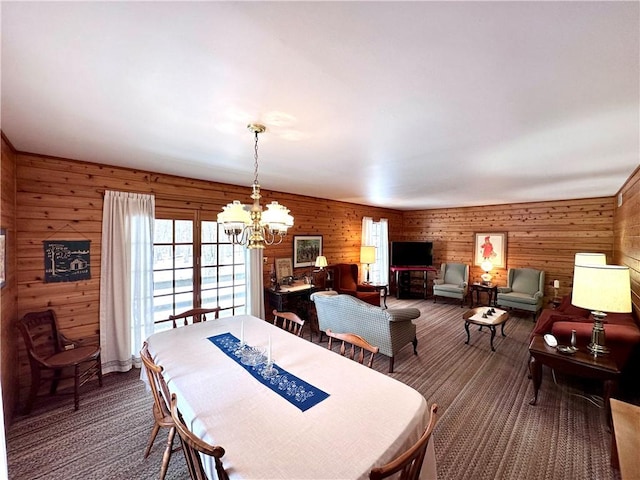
(311, 292, 421, 373)
(496, 268, 545, 318)
(328, 263, 381, 306)
(433, 263, 469, 307)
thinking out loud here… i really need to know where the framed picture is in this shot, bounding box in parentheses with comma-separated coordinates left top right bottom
(474, 232, 507, 268)
(293, 235, 323, 268)
(0, 228, 5, 288)
(275, 257, 293, 283)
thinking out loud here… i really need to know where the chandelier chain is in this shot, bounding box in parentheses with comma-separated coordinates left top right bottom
(253, 131, 260, 186)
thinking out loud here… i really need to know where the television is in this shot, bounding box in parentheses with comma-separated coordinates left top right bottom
(390, 241, 433, 267)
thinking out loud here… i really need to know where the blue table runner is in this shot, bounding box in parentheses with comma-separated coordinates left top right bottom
(208, 333, 329, 412)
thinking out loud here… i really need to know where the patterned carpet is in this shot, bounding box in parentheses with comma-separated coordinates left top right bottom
(6, 298, 627, 479)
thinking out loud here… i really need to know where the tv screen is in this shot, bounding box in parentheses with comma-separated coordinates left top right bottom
(390, 241, 433, 267)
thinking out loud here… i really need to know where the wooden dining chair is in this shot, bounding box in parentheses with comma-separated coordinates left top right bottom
(170, 393, 229, 480)
(18, 309, 102, 413)
(326, 329, 379, 368)
(272, 310, 305, 337)
(169, 307, 221, 329)
(140, 342, 180, 480)
(369, 403, 439, 480)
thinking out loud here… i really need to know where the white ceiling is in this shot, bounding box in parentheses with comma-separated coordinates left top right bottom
(2, 1, 639, 210)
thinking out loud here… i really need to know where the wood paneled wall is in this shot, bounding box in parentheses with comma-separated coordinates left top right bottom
(3, 138, 634, 423)
(614, 165, 640, 318)
(1, 136, 19, 425)
(401, 198, 616, 301)
(13, 152, 401, 402)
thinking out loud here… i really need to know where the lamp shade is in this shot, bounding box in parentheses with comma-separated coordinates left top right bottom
(571, 264, 631, 313)
(315, 255, 328, 268)
(574, 252, 607, 266)
(360, 246, 376, 264)
(481, 260, 493, 273)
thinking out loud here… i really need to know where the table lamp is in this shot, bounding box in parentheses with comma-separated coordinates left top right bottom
(360, 246, 376, 284)
(314, 255, 329, 283)
(480, 260, 493, 285)
(574, 252, 606, 266)
(571, 264, 631, 356)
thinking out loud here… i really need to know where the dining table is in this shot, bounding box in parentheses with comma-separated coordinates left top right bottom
(144, 314, 437, 480)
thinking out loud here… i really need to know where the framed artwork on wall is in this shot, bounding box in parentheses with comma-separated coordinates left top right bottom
(275, 257, 293, 283)
(293, 235, 323, 268)
(474, 232, 507, 268)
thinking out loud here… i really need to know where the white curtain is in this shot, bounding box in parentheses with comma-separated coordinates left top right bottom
(378, 218, 390, 285)
(362, 216, 390, 285)
(100, 190, 155, 374)
(245, 248, 265, 319)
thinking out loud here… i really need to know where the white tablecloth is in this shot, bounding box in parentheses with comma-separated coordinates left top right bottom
(146, 315, 436, 480)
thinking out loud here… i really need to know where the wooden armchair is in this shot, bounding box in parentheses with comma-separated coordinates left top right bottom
(272, 310, 305, 337)
(169, 307, 220, 329)
(18, 309, 102, 413)
(170, 393, 229, 480)
(326, 329, 379, 368)
(140, 342, 179, 480)
(369, 403, 439, 480)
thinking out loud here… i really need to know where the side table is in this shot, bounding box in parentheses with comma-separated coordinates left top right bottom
(469, 282, 498, 307)
(367, 284, 388, 308)
(528, 335, 620, 424)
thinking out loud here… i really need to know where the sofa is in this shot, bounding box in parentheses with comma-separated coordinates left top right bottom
(310, 291, 420, 373)
(327, 263, 381, 306)
(532, 295, 640, 370)
(433, 262, 469, 307)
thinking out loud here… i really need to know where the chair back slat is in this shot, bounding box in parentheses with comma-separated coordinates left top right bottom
(272, 310, 305, 337)
(169, 308, 221, 329)
(369, 404, 438, 480)
(170, 393, 229, 480)
(140, 342, 172, 418)
(326, 329, 379, 368)
(19, 310, 62, 361)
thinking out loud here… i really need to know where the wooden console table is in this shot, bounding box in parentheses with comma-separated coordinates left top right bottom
(390, 266, 438, 299)
(610, 398, 640, 478)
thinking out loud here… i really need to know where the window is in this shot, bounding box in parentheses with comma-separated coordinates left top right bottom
(153, 214, 246, 331)
(362, 217, 389, 285)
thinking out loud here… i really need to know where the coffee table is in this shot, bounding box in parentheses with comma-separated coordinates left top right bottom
(463, 307, 509, 351)
(528, 335, 620, 423)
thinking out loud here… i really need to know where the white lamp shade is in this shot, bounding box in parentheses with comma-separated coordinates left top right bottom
(553, 280, 560, 289)
(481, 260, 493, 273)
(315, 255, 328, 268)
(360, 246, 376, 264)
(574, 252, 607, 266)
(571, 264, 631, 313)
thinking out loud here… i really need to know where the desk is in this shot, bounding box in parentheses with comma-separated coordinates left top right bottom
(146, 316, 436, 480)
(264, 285, 321, 339)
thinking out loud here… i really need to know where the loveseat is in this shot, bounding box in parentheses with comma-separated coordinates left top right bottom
(531, 295, 640, 369)
(310, 291, 420, 373)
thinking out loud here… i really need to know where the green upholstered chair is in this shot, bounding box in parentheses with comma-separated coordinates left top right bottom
(496, 268, 545, 318)
(433, 263, 469, 307)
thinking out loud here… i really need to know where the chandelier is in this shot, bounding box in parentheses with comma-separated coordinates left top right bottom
(217, 124, 294, 249)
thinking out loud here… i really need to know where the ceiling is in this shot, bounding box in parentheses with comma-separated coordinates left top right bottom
(2, 1, 639, 210)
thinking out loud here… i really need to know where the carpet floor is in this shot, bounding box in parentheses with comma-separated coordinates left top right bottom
(6, 298, 631, 479)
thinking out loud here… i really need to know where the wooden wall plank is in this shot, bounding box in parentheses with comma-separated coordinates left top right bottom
(401, 197, 616, 301)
